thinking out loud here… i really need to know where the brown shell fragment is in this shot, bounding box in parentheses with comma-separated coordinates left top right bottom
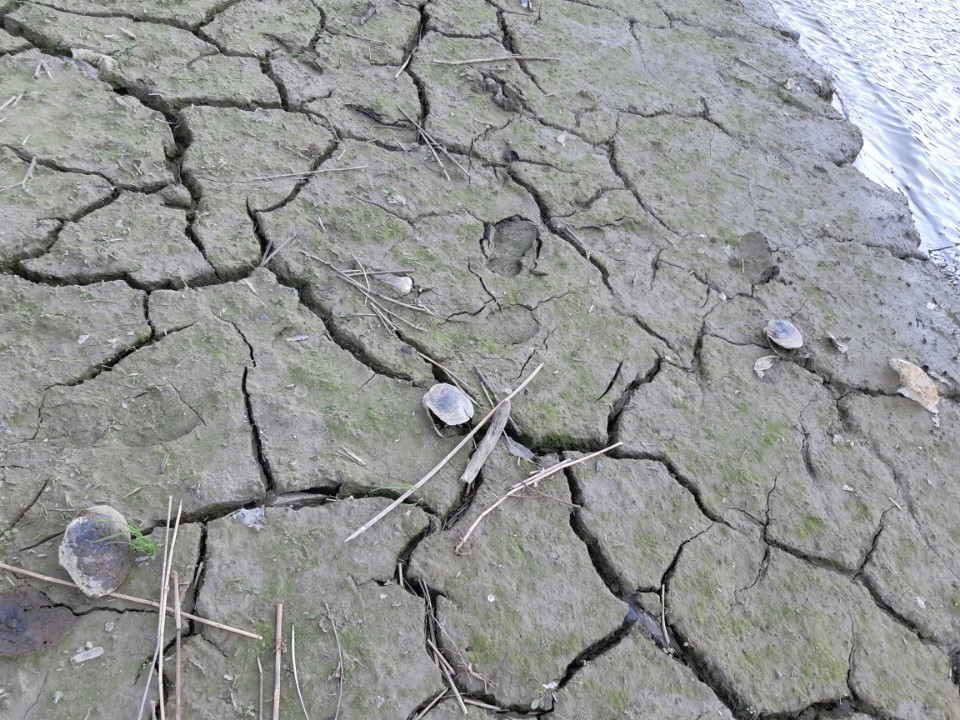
(59, 505, 133, 598)
(889, 358, 939, 414)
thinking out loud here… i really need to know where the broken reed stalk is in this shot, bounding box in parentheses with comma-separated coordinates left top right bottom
(243, 165, 369, 183)
(260, 233, 299, 268)
(396, 106, 449, 180)
(460, 401, 511, 484)
(172, 571, 183, 720)
(432, 55, 559, 66)
(344, 363, 544, 542)
(474, 365, 522, 435)
(291, 626, 310, 720)
(157, 500, 184, 720)
(417, 351, 479, 404)
(412, 689, 447, 720)
(454, 443, 621, 553)
(426, 638, 467, 715)
(0, 562, 261, 639)
(273, 604, 283, 720)
(0, 156, 36, 193)
(325, 603, 344, 720)
(660, 585, 671, 648)
(257, 658, 265, 720)
(136, 498, 173, 720)
(395, 51, 413, 79)
(396, 107, 472, 180)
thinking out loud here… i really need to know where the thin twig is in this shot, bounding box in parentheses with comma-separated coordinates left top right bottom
(402, 108, 450, 181)
(273, 604, 283, 720)
(172, 571, 183, 720)
(260, 233, 299, 267)
(473, 365, 521, 435)
(257, 658, 265, 720)
(325, 603, 344, 720)
(460, 401, 511, 484)
(660, 584, 671, 648)
(342, 268, 415, 277)
(0, 156, 36, 193)
(417, 352, 479, 403)
(303, 251, 435, 317)
(432, 55, 559, 66)
(344, 364, 543, 542)
(426, 639, 467, 714)
(397, 107, 472, 180)
(395, 52, 413, 79)
(0, 562, 261, 639)
(455, 444, 620, 553)
(412, 689, 447, 720)
(292, 626, 310, 720)
(242, 165, 368, 183)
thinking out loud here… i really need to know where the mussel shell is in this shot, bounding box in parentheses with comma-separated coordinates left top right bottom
(423, 383, 475, 426)
(765, 319, 803, 349)
(58, 505, 132, 598)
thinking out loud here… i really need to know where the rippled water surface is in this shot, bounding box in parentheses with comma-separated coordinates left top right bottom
(765, 0, 960, 253)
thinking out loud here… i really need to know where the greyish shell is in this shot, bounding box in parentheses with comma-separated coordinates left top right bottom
(58, 505, 133, 598)
(765, 319, 804, 349)
(423, 383, 475, 426)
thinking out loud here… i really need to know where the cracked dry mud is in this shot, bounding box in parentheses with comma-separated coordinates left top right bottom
(1, 0, 959, 717)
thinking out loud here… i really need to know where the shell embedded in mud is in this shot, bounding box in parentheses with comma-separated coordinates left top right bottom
(58, 505, 133, 598)
(889, 358, 939, 414)
(375, 273, 414, 295)
(422, 383, 474, 426)
(765, 319, 804, 349)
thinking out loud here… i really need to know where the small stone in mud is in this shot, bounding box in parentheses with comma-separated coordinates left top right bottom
(58, 505, 133, 598)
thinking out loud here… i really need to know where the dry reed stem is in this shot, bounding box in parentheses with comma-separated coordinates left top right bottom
(243, 165, 368, 182)
(291, 625, 310, 720)
(459, 401, 511, 484)
(157, 500, 183, 720)
(344, 364, 544, 542)
(426, 639, 467, 714)
(0, 156, 36, 193)
(136, 498, 172, 720)
(416, 352, 479, 404)
(432, 55, 559, 65)
(455, 444, 621, 553)
(172, 571, 183, 720)
(273, 604, 283, 720)
(257, 658, 265, 720)
(396, 107, 472, 179)
(325, 603, 344, 720)
(0, 562, 261, 639)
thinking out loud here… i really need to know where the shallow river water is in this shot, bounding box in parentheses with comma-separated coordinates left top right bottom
(764, 0, 960, 256)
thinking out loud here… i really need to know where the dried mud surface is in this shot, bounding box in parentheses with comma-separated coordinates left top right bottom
(1, 0, 959, 718)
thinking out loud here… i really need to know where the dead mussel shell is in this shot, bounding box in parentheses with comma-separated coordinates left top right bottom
(423, 383, 474, 426)
(765, 319, 803, 349)
(59, 505, 132, 598)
